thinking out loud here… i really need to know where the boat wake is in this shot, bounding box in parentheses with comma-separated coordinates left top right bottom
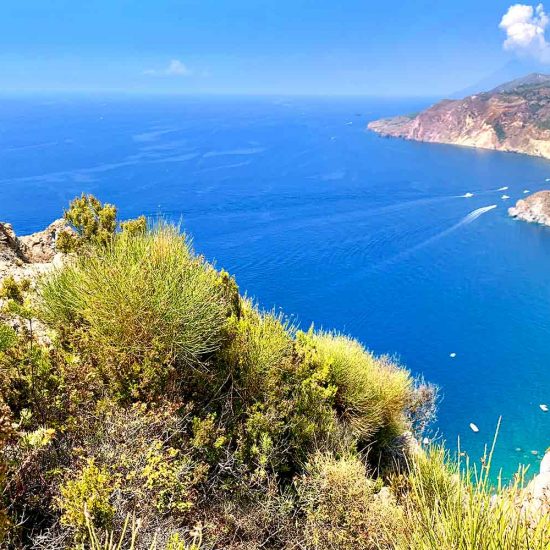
(374, 204, 497, 269)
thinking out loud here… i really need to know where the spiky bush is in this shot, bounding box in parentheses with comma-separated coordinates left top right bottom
(39, 224, 230, 399)
(220, 302, 339, 475)
(310, 331, 412, 446)
(56, 194, 117, 252)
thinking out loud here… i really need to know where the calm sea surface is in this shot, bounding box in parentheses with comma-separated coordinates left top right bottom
(1, 94, 549, 478)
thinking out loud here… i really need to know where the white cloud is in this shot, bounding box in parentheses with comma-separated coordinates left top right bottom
(144, 59, 192, 77)
(500, 3, 550, 62)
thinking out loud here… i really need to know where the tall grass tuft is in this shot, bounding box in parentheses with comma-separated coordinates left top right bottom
(400, 420, 550, 549)
(39, 223, 229, 397)
(311, 331, 412, 445)
(83, 513, 203, 550)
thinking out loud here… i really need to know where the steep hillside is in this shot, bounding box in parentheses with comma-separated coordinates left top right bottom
(368, 74, 550, 159)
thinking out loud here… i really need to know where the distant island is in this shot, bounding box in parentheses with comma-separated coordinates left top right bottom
(368, 73, 550, 160)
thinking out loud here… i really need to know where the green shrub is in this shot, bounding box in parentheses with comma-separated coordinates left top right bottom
(400, 434, 550, 549)
(57, 194, 147, 253)
(120, 215, 147, 237)
(0, 276, 30, 305)
(58, 458, 116, 534)
(309, 331, 412, 446)
(296, 451, 403, 549)
(223, 299, 294, 401)
(222, 306, 338, 474)
(0, 324, 16, 353)
(40, 224, 230, 400)
(57, 194, 117, 252)
(49, 403, 208, 546)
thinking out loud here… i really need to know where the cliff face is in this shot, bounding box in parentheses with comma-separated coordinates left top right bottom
(509, 190, 550, 226)
(368, 74, 550, 159)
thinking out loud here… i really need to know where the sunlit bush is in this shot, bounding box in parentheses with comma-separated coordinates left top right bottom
(40, 224, 230, 400)
(310, 331, 412, 447)
(296, 451, 403, 549)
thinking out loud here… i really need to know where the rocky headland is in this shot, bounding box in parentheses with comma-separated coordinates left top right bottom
(368, 73, 550, 159)
(508, 191, 550, 226)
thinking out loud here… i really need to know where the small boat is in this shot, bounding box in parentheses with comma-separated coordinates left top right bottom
(463, 192, 474, 198)
(449, 352, 456, 358)
(501, 195, 510, 200)
(498, 186, 509, 191)
(469, 423, 479, 433)
(540, 404, 548, 412)
(523, 190, 530, 194)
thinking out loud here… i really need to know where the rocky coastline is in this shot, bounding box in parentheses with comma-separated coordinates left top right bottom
(508, 191, 550, 226)
(368, 74, 550, 160)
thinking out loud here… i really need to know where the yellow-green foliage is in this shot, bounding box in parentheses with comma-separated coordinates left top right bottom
(57, 194, 117, 252)
(310, 331, 412, 445)
(399, 441, 550, 549)
(11, 195, 546, 550)
(140, 442, 202, 516)
(59, 458, 116, 534)
(0, 276, 30, 305)
(120, 215, 147, 237)
(296, 451, 403, 549)
(58, 403, 208, 542)
(223, 303, 338, 472)
(0, 324, 16, 353)
(224, 299, 294, 400)
(40, 224, 230, 399)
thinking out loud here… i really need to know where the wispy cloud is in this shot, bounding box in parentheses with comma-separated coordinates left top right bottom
(500, 3, 550, 62)
(144, 59, 192, 77)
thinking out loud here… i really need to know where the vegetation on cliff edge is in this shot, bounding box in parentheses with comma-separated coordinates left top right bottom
(0, 195, 548, 549)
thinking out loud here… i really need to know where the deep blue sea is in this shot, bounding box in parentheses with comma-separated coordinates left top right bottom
(1, 94, 549, 479)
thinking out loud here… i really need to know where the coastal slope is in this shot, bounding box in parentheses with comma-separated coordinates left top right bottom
(368, 73, 550, 159)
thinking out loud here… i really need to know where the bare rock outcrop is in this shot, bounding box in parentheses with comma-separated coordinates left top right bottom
(19, 218, 69, 263)
(508, 191, 550, 226)
(522, 450, 550, 517)
(0, 219, 69, 283)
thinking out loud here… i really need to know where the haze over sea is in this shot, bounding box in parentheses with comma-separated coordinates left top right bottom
(1, 94, 549, 478)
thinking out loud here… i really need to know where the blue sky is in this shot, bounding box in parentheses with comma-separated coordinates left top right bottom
(0, 1, 546, 96)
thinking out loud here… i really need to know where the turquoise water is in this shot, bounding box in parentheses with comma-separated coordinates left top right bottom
(1, 94, 549, 478)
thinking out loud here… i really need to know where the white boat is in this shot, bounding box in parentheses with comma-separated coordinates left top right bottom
(449, 352, 456, 358)
(540, 404, 548, 412)
(463, 192, 474, 198)
(469, 423, 479, 433)
(501, 195, 510, 199)
(498, 186, 509, 191)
